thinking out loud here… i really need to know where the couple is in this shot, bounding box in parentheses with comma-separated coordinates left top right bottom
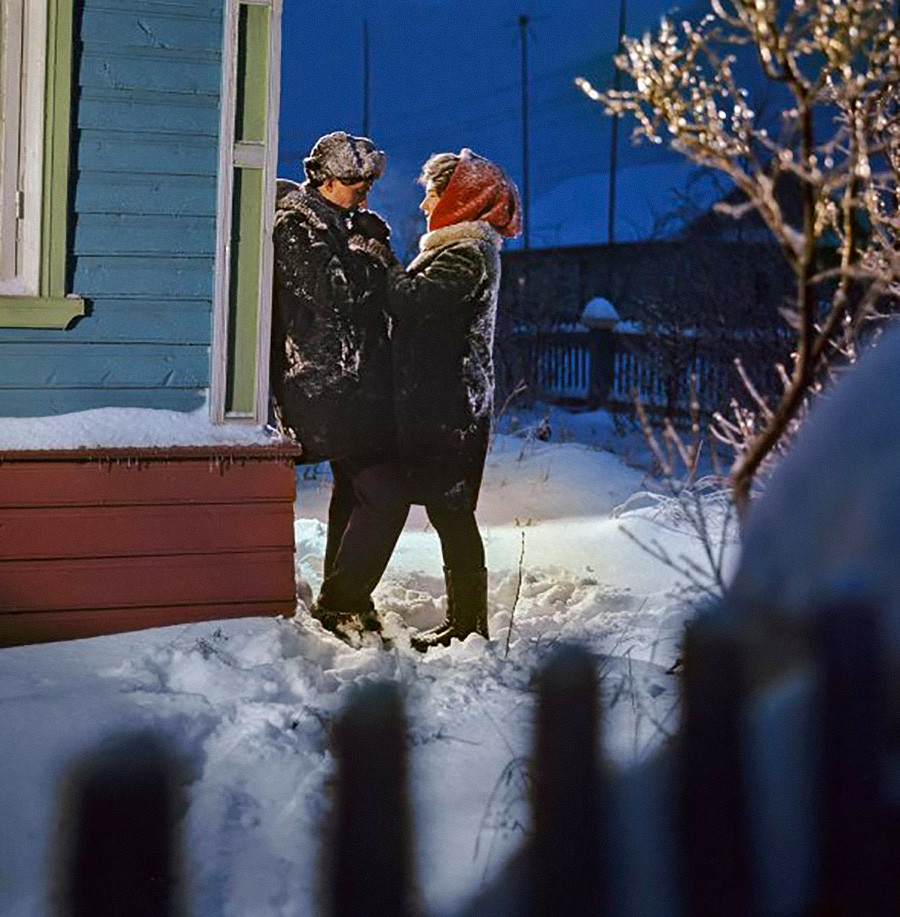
(271, 130, 521, 651)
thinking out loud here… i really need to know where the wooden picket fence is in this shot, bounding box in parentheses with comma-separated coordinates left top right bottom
(501, 326, 788, 417)
(51, 602, 898, 915)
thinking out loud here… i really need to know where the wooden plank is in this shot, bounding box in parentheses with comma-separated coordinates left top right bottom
(0, 502, 295, 559)
(81, 7, 223, 52)
(0, 549, 296, 612)
(77, 129, 218, 177)
(0, 342, 208, 388)
(79, 47, 221, 95)
(0, 386, 206, 417)
(73, 255, 215, 298)
(75, 173, 217, 217)
(86, 0, 223, 19)
(78, 89, 219, 135)
(0, 299, 212, 345)
(0, 600, 295, 647)
(0, 458, 295, 507)
(73, 213, 216, 258)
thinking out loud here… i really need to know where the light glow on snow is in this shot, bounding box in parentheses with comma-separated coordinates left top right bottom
(0, 415, 736, 915)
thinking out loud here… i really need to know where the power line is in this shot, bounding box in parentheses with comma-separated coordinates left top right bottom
(608, 0, 627, 245)
(362, 19, 371, 136)
(519, 13, 531, 248)
(373, 57, 592, 141)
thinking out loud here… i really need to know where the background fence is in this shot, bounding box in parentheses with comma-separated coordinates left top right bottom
(497, 324, 792, 419)
(50, 599, 898, 915)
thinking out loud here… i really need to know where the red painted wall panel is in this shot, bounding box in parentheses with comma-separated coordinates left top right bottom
(0, 550, 295, 613)
(1, 601, 298, 647)
(0, 453, 296, 507)
(0, 503, 294, 559)
(0, 448, 301, 646)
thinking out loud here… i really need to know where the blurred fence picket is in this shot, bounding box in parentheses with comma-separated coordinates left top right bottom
(815, 600, 899, 916)
(679, 616, 755, 916)
(529, 646, 606, 917)
(327, 682, 416, 917)
(56, 732, 185, 917)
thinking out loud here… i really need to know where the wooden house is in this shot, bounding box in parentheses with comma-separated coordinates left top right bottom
(0, 0, 300, 646)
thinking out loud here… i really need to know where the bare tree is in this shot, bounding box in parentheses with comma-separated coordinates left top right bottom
(579, 0, 900, 515)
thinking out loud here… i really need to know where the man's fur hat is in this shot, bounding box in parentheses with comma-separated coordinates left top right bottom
(303, 131, 386, 185)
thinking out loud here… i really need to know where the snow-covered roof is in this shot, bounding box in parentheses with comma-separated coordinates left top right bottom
(528, 160, 722, 247)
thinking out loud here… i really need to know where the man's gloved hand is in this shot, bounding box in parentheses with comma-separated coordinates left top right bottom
(351, 210, 391, 244)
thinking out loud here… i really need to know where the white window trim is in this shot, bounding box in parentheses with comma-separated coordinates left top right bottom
(0, 0, 47, 296)
(210, 0, 282, 425)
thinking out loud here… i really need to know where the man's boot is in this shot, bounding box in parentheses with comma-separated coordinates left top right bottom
(410, 567, 488, 652)
(311, 594, 382, 637)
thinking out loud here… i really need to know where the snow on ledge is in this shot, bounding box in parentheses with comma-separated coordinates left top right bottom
(0, 402, 290, 451)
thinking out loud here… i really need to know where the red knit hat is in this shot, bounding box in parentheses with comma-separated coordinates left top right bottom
(427, 149, 522, 238)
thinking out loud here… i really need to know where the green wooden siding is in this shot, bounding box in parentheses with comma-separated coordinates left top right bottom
(0, 0, 281, 421)
(0, 0, 225, 417)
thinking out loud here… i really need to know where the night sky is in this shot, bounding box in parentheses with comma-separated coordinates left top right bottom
(278, 0, 708, 252)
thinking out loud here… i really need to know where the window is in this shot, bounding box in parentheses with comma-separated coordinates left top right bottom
(0, 0, 83, 328)
(1, 0, 43, 296)
(211, 0, 282, 423)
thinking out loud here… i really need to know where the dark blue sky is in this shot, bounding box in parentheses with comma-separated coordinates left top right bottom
(278, 0, 706, 251)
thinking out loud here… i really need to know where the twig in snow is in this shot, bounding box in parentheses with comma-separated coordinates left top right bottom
(505, 532, 527, 658)
(489, 378, 528, 453)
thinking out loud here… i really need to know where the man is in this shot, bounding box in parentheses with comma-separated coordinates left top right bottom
(271, 131, 409, 637)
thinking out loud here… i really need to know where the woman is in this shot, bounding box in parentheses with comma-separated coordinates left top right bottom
(385, 149, 521, 650)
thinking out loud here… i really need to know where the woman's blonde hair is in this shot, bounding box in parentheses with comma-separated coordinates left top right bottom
(418, 153, 460, 196)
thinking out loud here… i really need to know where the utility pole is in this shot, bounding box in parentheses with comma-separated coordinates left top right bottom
(607, 0, 626, 245)
(362, 19, 371, 136)
(519, 13, 531, 249)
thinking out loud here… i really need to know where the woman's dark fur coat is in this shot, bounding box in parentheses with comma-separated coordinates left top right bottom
(271, 182, 394, 463)
(387, 220, 502, 510)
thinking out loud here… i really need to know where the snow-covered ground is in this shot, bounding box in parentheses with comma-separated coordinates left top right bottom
(0, 412, 738, 916)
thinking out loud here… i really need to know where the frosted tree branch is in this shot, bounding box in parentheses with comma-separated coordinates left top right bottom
(578, 0, 900, 514)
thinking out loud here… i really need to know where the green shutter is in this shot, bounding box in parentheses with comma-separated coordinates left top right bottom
(215, 0, 280, 421)
(0, 0, 85, 329)
(226, 166, 264, 413)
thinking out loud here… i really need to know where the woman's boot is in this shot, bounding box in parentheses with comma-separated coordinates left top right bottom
(448, 567, 489, 640)
(410, 568, 456, 652)
(410, 567, 488, 651)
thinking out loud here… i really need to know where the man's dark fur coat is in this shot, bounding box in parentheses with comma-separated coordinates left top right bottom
(271, 182, 394, 463)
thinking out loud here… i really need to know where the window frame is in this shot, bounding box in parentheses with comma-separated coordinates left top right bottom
(210, 0, 282, 424)
(0, 0, 85, 329)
